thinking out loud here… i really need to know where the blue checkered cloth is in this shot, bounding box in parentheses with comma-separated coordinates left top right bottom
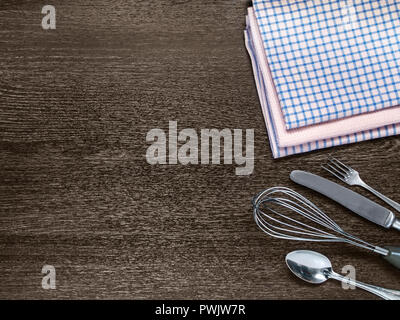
(253, 0, 400, 129)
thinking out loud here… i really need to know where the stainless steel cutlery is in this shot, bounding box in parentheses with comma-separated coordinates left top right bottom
(323, 157, 400, 212)
(290, 170, 400, 231)
(253, 187, 400, 269)
(253, 157, 400, 298)
(286, 250, 400, 300)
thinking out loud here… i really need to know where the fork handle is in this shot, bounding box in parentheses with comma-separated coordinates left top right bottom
(360, 182, 400, 213)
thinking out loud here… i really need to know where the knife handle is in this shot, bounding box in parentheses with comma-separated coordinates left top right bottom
(391, 219, 400, 232)
(383, 246, 400, 270)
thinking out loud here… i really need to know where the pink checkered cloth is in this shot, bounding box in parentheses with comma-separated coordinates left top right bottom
(245, 7, 400, 158)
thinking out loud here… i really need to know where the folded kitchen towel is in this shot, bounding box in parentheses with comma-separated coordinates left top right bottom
(252, 0, 400, 129)
(245, 25, 400, 158)
(245, 1, 400, 158)
(245, 6, 400, 158)
(247, 7, 400, 148)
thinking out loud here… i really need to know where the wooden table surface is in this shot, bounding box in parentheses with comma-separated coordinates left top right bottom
(1, 0, 399, 300)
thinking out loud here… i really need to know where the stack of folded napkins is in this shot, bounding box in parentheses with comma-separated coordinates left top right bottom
(245, 0, 400, 158)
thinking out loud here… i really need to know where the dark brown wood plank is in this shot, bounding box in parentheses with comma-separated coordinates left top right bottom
(0, 0, 399, 299)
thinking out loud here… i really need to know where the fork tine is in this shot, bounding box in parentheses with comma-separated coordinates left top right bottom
(329, 156, 351, 172)
(326, 159, 348, 177)
(326, 163, 347, 177)
(322, 164, 346, 182)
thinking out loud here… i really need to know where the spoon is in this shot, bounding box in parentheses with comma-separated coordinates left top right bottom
(286, 250, 400, 300)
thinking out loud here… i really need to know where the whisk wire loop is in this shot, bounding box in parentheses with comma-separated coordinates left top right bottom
(253, 187, 384, 254)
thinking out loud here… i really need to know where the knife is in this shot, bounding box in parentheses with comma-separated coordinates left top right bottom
(290, 170, 400, 231)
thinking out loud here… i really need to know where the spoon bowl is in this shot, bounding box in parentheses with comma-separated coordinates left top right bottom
(285, 250, 400, 300)
(285, 250, 332, 284)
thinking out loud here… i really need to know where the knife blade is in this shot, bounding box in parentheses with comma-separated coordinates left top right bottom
(290, 170, 400, 231)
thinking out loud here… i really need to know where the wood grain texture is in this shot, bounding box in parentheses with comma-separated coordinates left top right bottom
(0, 0, 399, 300)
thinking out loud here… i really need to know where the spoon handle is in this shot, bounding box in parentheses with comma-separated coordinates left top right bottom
(330, 272, 400, 300)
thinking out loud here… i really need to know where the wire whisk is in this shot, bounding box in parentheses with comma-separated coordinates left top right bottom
(253, 187, 389, 256)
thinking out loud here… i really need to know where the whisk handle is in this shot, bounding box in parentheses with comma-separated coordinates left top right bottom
(383, 246, 400, 270)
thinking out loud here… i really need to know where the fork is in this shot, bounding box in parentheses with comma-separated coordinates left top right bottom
(322, 157, 400, 213)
